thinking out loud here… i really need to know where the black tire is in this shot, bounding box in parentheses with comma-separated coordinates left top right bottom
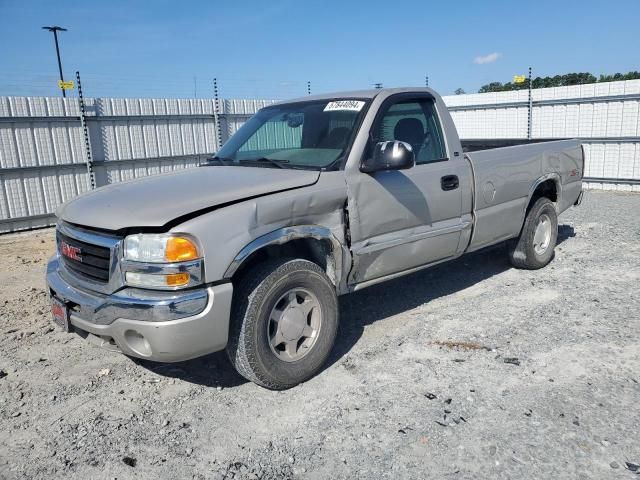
(226, 258, 339, 390)
(507, 197, 558, 269)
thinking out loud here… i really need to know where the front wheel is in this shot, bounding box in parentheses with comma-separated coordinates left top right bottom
(226, 258, 338, 390)
(507, 197, 558, 269)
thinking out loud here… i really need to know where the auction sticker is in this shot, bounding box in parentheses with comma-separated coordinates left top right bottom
(324, 100, 365, 112)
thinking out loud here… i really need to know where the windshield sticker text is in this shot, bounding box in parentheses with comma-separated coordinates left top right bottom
(324, 100, 365, 112)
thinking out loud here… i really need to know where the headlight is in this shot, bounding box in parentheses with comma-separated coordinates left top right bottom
(122, 234, 202, 290)
(124, 234, 200, 263)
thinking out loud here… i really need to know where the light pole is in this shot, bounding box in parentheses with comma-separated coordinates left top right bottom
(42, 26, 68, 97)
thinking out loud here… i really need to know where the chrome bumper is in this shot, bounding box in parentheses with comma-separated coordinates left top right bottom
(46, 255, 234, 362)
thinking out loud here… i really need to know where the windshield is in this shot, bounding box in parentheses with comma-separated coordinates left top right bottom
(214, 98, 369, 170)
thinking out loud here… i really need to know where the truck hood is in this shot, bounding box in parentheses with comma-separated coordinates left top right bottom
(57, 166, 320, 231)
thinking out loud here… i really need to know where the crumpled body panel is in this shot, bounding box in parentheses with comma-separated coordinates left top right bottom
(57, 166, 320, 231)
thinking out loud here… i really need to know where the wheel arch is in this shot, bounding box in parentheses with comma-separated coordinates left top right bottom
(513, 174, 561, 237)
(526, 174, 561, 213)
(223, 226, 349, 293)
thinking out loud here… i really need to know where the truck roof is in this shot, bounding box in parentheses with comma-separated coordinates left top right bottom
(271, 87, 437, 106)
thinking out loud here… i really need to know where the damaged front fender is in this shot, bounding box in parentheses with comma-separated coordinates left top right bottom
(172, 172, 352, 293)
(223, 225, 351, 293)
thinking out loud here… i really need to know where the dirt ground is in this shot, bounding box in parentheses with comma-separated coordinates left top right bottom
(1, 190, 639, 480)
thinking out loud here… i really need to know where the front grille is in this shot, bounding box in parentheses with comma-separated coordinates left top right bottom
(57, 231, 111, 282)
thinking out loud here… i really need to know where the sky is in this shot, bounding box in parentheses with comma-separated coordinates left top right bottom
(1, 0, 639, 100)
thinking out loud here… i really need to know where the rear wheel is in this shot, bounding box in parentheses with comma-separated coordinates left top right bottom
(226, 258, 338, 390)
(507, 197, 558, 269)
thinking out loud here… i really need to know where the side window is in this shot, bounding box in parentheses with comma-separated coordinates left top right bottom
(375, 99, 447, 164)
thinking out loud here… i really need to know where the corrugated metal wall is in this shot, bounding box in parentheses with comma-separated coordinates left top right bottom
(442, 79, 640, 192)
(0, 97, 274, 232)
(1, 81, 639, 233)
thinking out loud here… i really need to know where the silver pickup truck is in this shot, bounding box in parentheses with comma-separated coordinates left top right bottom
(47, 88, 584, 389)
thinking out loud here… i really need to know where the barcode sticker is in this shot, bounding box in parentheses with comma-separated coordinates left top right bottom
(324, 100, 365, 112)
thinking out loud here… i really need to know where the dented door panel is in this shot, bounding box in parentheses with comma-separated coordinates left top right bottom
(343, 90, 471, 284)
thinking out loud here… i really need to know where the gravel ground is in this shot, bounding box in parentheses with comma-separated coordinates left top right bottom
(1, 190, 639, 480)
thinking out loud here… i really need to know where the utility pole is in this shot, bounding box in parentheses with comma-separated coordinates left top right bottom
(213, 78, 222, 151)
(42, 26, 68, 97)
(374, 83, 383, 89)
(527, 66, 533, 139)
(425, 75, 429, 87)
(76, 71, 96, 189)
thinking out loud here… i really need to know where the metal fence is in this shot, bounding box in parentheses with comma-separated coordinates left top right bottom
(0, 96, 274, 232)
(442, 79, 640, 192)
(1, 79, 639, 233)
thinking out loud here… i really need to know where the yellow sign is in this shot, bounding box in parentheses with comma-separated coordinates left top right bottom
(58, 80, 74, 90)
(513, 75, 526, 84)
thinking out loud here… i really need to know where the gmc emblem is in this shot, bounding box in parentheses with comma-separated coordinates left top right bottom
(61, 242, 82, 262)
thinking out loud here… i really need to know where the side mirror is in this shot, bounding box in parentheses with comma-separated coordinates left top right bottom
(360, 141, 415, 173)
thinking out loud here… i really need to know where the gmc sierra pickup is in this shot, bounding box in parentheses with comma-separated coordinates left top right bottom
(47, 88, 584, 389)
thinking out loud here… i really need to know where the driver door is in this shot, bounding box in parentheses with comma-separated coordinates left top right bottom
(346, 95, 467, 284)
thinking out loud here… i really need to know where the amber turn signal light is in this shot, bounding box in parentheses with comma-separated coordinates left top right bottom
(165, 237, 199, 262)
(165, 272, 190, 286)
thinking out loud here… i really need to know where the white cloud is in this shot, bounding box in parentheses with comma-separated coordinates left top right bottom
(474, 52, 502, 65)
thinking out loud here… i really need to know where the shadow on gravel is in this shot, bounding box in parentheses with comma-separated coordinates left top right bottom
(558, 224, 576, 244)
(328, 246, 509, 369)
(327, 224, 576, 370)
(135, 225, 576, 388)
(132, 351, 248, 388)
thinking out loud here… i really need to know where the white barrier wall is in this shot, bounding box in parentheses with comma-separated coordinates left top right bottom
(0, 96, 274, 232)
(1, 81, 639, 233)
(442, 80, 640, 192)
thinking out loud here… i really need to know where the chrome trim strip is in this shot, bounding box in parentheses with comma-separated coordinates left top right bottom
(57, 222, 205, 293)
(47, 256, 209, 324)
(57, 221, 124, 295)
(121, 258, 204, 290)
(353, 221, 471, 256)
(58, 221, 120, 249)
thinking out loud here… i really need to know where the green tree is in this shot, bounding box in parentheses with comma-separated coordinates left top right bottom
(454, 88, 466, 95)
(478, 82, 505, 93)
(599, 71, 640, 82)
(478, 71, 639, 93)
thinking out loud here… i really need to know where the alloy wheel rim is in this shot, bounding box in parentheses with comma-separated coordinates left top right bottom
(267, 288, 322, 362)
(533, 213, 552, 255)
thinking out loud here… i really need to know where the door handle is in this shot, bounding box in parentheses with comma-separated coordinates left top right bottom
(441, 175, 459, 191)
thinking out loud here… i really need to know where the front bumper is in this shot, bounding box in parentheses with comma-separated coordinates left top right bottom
(46, 256, 234, 362)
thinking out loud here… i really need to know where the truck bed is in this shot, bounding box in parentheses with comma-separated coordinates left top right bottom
(465, 139, 583, 252)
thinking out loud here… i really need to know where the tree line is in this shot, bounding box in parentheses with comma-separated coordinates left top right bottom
(454, 71, 640, 94)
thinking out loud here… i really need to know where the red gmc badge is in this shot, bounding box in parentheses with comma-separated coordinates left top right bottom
(60, 242, 82, 262)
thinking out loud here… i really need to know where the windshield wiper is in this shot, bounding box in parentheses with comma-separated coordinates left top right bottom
(321, 156, 345, 171)
(238, 157, 290, 169)
(202, 156, 233, 166)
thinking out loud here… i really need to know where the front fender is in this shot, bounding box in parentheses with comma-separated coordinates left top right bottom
(172, 171, 350, 291)
(223, 225, 350, 294)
